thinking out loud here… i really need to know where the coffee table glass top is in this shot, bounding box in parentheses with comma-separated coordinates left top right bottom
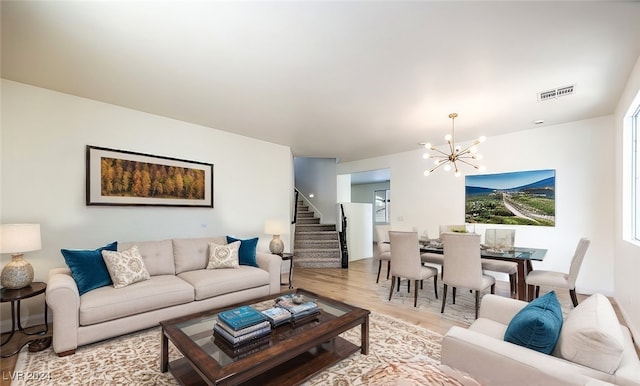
(173, 289, 353, 366)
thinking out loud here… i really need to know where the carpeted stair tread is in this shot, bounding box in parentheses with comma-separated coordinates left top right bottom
(295, 240, 341, 248)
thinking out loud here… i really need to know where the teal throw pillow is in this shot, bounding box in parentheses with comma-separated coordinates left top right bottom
(61, 241, 118, 295)
(504, 291, 563, 354)
(226, 236, 259, 267)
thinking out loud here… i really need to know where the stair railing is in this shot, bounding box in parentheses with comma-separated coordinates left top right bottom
(295, 190, 324, 224)
(292, 190, 299, 224)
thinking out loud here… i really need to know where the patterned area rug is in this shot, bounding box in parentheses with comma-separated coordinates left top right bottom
(378, 277, 492, 326)
(378, 277, 574, 325)
(12, 313, 478, 386)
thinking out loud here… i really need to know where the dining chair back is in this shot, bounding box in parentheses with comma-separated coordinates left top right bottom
(374, 225, 391, 283)
(388, 231, 438, 307)
(441, 232, 495, 318)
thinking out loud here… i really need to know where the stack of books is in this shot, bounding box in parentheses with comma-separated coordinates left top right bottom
(261, 306, 293, 327)
(213, 305, 271, 347)
(274, 294, 320, 322)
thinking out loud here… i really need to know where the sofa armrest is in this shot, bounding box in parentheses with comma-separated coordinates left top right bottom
(46, 268, 80, 354)
(442, 326, 612, 386)
(615, 326, 640, 386)
(255, 252, 281, 294)
(478, 294, 528, 325)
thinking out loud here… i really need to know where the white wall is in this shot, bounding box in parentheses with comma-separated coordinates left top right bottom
(341, 203, 373, 261)
(293, 157, 337, 224)
(338, 116, 615, 296)
(0, 80, 293, 328)
(614, 55, 640, 339)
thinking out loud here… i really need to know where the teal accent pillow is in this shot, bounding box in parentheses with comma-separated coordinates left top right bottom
(226, 236, 259, 267)
(504, 291, 563, 354)
(61, 241, 118, 295)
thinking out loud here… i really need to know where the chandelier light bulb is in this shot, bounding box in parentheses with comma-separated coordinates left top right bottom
(434, 159, 441, 165)
(478, 136, 487, 143)
(424, 170, 430, 176)
(475, 154, 483, 160)
(454, 171, 461, 177)
(479, 165, 487, 172)
(444, 134, 452, 141)
(470, 146, 478, 153)
(444, 164, 452, 172)
(424, 143, 432, 149)
(423, 153, 431, 159)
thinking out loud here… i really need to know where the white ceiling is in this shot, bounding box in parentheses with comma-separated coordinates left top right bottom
(2, 1, 640, 163)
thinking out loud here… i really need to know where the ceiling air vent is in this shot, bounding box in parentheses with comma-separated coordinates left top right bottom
(538, 84, 575, 101)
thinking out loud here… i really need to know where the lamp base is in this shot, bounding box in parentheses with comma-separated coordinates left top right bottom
(269, 235, 285, 256)
(1, 254, 34, 289)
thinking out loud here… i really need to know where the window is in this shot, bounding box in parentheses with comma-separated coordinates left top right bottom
(633, 105, 640, 241)
(374, 189, 390, 223)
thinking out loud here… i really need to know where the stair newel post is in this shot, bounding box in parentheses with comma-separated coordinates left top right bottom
(339, 204, 349, 268)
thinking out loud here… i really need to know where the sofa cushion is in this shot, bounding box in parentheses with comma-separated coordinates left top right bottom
(207, 241, 240, 269)
(61, 241, 118, 295)
(555, 293, 624, 374)
(178, 266, 270, 301)
(102, 245, 151, 288)
(173, 237, 226, 274)
(119, 239, 175, 276)
(504, 291, 563, 354)
(226, 236, 259, 267)
(79, 275, 194, 325)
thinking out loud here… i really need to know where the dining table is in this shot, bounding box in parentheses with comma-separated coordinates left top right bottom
(419, 240, 547, 302)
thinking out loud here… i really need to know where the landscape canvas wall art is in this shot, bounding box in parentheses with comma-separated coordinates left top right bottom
(465, 169, 555, 226)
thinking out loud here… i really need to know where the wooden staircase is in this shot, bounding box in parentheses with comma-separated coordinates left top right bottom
(293, 201, 342, 268)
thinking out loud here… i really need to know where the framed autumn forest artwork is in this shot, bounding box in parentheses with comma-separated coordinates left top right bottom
(86, 145, 213, 207)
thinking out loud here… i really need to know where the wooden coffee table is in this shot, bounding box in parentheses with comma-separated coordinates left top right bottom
(160, 288, 370, 385)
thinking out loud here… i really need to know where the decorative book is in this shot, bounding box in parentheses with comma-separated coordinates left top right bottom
(218, 305, 268, 331)
(213, 323, 271, 347)
(215, 319, 271, 338)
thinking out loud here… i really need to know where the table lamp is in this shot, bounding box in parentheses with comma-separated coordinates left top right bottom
(264, 220, 287, 256)
(0, 224, 41, 289)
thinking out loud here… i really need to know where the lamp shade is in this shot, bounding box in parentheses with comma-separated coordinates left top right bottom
(264, 220, 287, 236)
(0, 224, 42, 254)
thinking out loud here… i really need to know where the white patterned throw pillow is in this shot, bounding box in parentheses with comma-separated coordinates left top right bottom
(207, 241, 240, 269)
(101, 245, 151, 288)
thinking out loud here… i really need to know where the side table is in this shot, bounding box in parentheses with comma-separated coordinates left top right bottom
(1, 282, 51, 357)
(280, 253, 294, 289)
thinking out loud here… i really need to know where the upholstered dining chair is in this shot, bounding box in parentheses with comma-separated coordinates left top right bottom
(388, 231, 439, 307)
(419, 229, 444, 277)
(374, 225, 391, 283)
(526, 238, 590, 307)
(481, 229, 518, 297)
(441, 232, 495, 319)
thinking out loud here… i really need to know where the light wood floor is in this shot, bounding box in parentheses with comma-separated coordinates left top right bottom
(1, 257, 629, 386)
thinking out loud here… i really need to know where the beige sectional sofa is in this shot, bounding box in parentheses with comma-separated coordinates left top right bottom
(441, 294, 640, 385)
(46, 236, 281, 356)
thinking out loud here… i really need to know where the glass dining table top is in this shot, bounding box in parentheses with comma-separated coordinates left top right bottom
(419, 239, 547, 261)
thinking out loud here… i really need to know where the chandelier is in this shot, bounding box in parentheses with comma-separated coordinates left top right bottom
(421, 113, 486, 177)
